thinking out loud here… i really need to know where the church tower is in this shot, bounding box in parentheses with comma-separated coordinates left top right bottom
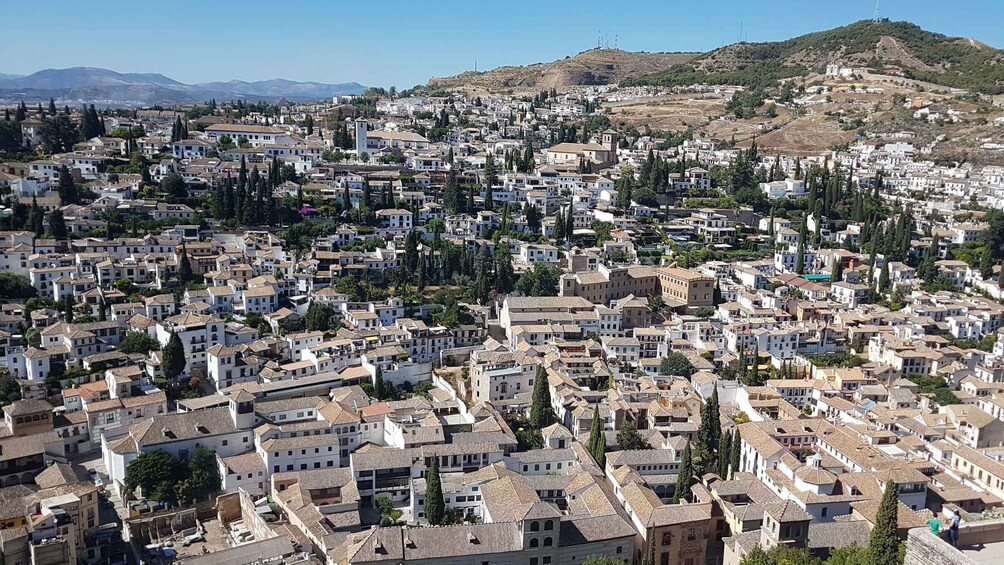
(354, 119, 369, 155)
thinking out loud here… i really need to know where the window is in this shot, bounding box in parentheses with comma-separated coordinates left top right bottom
(544, 520, 553, 531)
(530, 539, 539, 548)
(530, 521, 540, 532)
(662, 533, 671, 546)
(543, 537, 552, 547)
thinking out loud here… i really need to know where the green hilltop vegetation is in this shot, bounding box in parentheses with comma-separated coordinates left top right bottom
(623, 20, 1004, 93)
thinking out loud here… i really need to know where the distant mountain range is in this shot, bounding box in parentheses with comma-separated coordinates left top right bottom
(0, 67, 367, 107)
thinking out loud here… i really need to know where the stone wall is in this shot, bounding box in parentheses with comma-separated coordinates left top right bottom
(904, 527, 975, 565)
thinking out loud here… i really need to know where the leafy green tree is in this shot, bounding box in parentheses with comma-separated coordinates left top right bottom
(303, 302, 334, 332)
(0, 274, 36, 299)
(161, 172, 187, 198)
(617, 421, 651, 451)
(124, 450, 185, 501)
(515, 263, 562, 297)
(0, 120, 23, 154)
(660, 352, 694, 377)
(0, 371, 22, 407)
(582, 558, 627, 565)
(162, 332, 186, 381)
(176, 445, 221, 503)
(826, 545, 870, 565)
(739, 546, 772, 565)
(39, 114, 79, 153)
(118, 331, 161, 354)
(869, 481, 900, 565)
(424, 456, 446, 525)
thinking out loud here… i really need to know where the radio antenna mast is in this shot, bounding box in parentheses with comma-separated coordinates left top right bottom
(872, 0, 882, 23)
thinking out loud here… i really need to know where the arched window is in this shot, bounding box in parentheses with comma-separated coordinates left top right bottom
(530, 538, 539, 548)
(530, 521, 540, 532)
(544, 520, 554, 531)
(543, 537, 553, 547)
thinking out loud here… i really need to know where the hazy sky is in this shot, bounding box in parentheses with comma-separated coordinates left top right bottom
(2, 0, 1000, 87)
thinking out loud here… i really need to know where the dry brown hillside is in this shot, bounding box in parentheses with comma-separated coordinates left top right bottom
(427, 48, 699, 94)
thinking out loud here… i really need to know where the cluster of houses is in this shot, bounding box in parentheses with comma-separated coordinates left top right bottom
(2, 84, 1004, 565)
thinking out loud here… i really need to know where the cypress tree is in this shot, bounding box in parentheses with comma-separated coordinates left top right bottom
(178, 242, 194, 284)
(831, 259, 844, 283)
(162, 332, 186, 381)
(64, 299, 74, 323)
(529, 365, 552, 429)
(48, 210, 67, 239)
(718, 430, 732, 478)
(29, 195, 43, 236)
(565, 206, 574, 239)
(586, 405, 598, 457)
(869, 481, 900, 565)
(373, 367, 384, 400)
(673, 442, 693, 504)
(698, 388, 721, 474)
(730, 429, 741, 479)
(998, 260, 1004, 288)
(424, 456, 446, 525)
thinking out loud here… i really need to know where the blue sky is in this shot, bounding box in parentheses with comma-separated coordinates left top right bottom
(2, 0, 1001, 88)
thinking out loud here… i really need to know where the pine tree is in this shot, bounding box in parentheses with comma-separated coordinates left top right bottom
(424, 456, 446, 525)
(529, 365, 552, 429)
(673, 442, 694, 504)
(730, 429, 741, 479)
(869, 481, 900, 565)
